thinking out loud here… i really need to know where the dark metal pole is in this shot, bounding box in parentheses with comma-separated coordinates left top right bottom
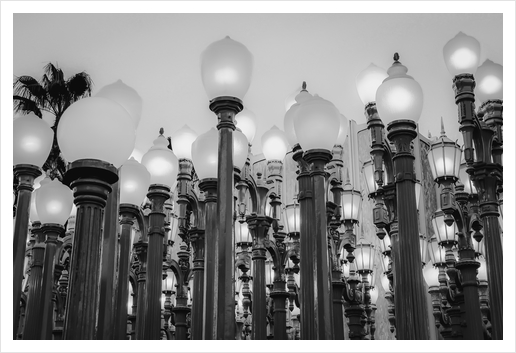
(190, 227, 205, 340)
(13, 164, 42, 339)
(134, 240, 147, 339)
(270, 278, 289, 340)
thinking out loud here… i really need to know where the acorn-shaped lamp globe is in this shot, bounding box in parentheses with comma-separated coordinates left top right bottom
(141, 130, 179, 188)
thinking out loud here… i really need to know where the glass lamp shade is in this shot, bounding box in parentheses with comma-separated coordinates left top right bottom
(473, 232, 485, 257)
(379, 233, 391, 254)
(427, 133, 461, 181)
(341, 258, 350, 278)
(284, 204, 300, 234)
(459, 162, 477, 194)
(200, 36, 253, 100)
(475, 59, 503, 102)
(443, 32, 481, 76)
(235, 221, 251, 244)
(375, 59, 423, 124)
(369, 286, 379, 305)
(428, 238, 446, 265)
(141, 134, 178, 187)
(170, 125, 198, 160)
(477, 257, 488, 282)
(356, 63, 389, 106)
(261, 126, 289, 161)
(235, 108, 257, 144)
(432, 210, 458, 244)
(336, 114, 349, 145)
(381, 254, 389, 274)
(419, 234, 428, 263)
(163, 272, 177, 292)
(120, 157, 151, 206)
(283, 90, 313, 148)
(234, 128, 249, 171)
(33, 172, 45, 190)
(57, 97, 136, 168)
(341, 184, 362, 222)
(13, 113, 53, 167)
(415, 181, 422, 210)
(362, 160, 379, 195)
(422, 261, 440, 287)
(168, 214, 180, 244)
(36, 179, 74, 225)
(355, 243, 375, 273)
(29, 189, 40, 223)
(95, 79, 143, 128)
(265, 260, 274, 286)
(284, 85, 303, 112)
(191, 128, 218, 180)
(294, 94, 341, 151)
(380, 273, 390, 293)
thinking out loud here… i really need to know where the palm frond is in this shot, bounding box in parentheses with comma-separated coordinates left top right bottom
(13, 95, 43, 118)
(43, 62, 65, 84)
(13, 76, 46, 102)
(67, 72, 93, 101)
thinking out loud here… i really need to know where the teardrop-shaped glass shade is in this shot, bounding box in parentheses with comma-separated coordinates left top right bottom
(13, 113, 53, 167)
(475, 59, 503, 102)
(58, 97, 136, 168)
(95, 79, 143, 128)
(120, 157, 151, 206)
(201, 36, 253, 100)
(191, 128, 218, 180)
(284, 85, 303, 112)
(141, 134, 178, 187)
(356, 63, 388, 106)
(336, 114, 349, 145)
(36, 179, 74, 225)
(29, 189, 40, 223)
(262, 126, 289, 161)
(443, 32, 481, 76)
(422, 261, 440, 287)
(234, 128, 249, 171)
(170, 125, 198, 160)
(235, 108, 257, 144)
(283, 90, 313, 148)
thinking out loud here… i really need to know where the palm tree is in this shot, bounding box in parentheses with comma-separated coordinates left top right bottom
(13, 62, 93, 180)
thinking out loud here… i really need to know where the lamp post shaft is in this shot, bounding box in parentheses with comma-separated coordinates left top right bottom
(13, 164, 41, 339)
(190, 228, 205, 340)
(271, 283, 289, 340)
(173, 297, 191, 340)
(386, 120, 430, 340)
(331, 278, 346, 339)
(134, 241, 148, 339)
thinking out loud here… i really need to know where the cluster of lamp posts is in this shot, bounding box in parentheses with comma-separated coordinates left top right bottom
(13, 31, 502, 340)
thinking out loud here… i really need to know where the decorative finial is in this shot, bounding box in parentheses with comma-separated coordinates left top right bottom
(440, 117, 446, 136)
(393, 53, 400, 63)
(428, 131, 432, 139)
(159, 127, 165, 136)
(301, 81, 307, 91)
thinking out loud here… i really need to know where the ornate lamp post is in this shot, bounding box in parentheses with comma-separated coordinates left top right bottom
(443, 31, 503, 339)
(13, 113, 53, 338)
(201, 36, 253, 339)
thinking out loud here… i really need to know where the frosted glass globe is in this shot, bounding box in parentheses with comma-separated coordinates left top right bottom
(170, 125, 198, 160)
(57, 97, 136, 168)
(120, 157, 151, 206)
(284, 85, 302, 112)
(201, 36, 253, 100)
(376, 60, 423, 124)
(336, 114, 349, 145)
(36, 178, 74, 225)
(443, 32, 481, 76)
(283, 90, 312, 147)
(422, 261, 440, 287)
(191, 128, 218, 180)
(234, 128, 249, 171)
(95, 79, 143, 128)
(141, 134, 178, 187)
(13, 113, 53, 167)
(356, 63, 388, 106)
(261, 126, 289, 161)
(29, 189, 40, 223)
(293, 94, 340, 152)
(475, 59, 503, 103)
(235, 108, 257, 144)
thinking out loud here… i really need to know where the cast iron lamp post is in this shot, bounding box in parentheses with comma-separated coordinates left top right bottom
(443, 31, 503, 339)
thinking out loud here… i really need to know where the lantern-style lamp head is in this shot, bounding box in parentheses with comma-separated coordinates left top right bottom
(120, 157, 151, 206)
(284, 204, 300, 234)
(370, 286, 379, 305)
(375, 53, 424, 124)
(283, 84, 313, 148)
(235, 108, 257, 144)
(13, 113, 53, 167)
(422, 261, 440, 287)
(355, 242, 375, 273)
(378, 232, 391, 255)
(95, 79, 143, 128)
(362, 160, 379, 196)
(458, 162, 477, 194)
(432, 209, 458, 246)
(141, 129, 178, 188)
(191, 128, 219, 180)
(475, 59, 503, 103)
(427, 118, 461, 184)
(356, 63, 388, 106)
(170, 125, 198, 160)
(57, 97, 136, 168)
(294, 93, 341, 152)
(419, 234, 428, 264)
(477, 257, 488, 282)
(265, 259, 274, 286)
(380, 273, 390, 293)
(341, 171, 362, 223)
(163, 271, 177, 292)
(443, 32, 481, 76)
(235, 220, 251, 244)
(428, 238, 447, 266)
(36, 178, 74, 225)
(262, 126, 289, 161)
(201, 36, 253, 101)
(233, 128, 249, 171)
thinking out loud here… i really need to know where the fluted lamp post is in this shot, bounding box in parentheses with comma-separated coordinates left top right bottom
(56, 96, 135, 339)
(140, 129, 178, 339)
(443, 31, 503, 339)
(13, 113, 53, 338)
(201, 36, 253, 339)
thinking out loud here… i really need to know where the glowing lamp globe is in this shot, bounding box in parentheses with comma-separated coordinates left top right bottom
(235, 221, 251, 244)
(284, 85, 302, 112)
(375, 55, 423, 124)
(422, 261, 440, 287)
(427, 126, 461, 182)
(336, 114, 349, 145)
(432, 209, 458, 244)
(341, 180, 362, 222)
(13, 113, 53, 167)
(370, 287, 379, 305)
(355, 243, 375, 273)
(57, 97, 136, 168)
(141, 133, 178, 187)
(234, 128, 249, 171)
(283, 89, 313, 147)
(36, 179, 74, 225)
(164, 272, 177, 292)
(170, 125, 198, 160)
(235, 108, 257, 144)
(294, 94, 340, 151)
(356, 63, 388, 106)
(475, 59, 503, 103)
(201, 36, 253, 101)
(380, 273, 390, 292)
(120, 157, 151, 206)
(262, 126, 289, 161)
(477, 257, 488, 282)
(443, 32, 481, 76)
(191, 128, 218, 180)
(284, 204, 300, 234)
(95, 79, 143, 128)
(459, 162, 477, 194)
